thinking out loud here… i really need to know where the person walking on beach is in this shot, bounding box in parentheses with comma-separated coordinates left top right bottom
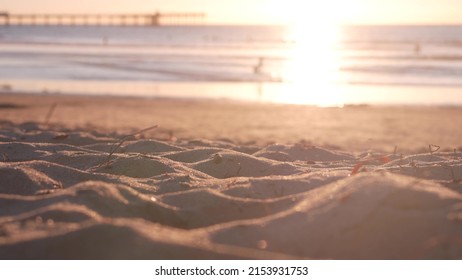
(253, 57, 264, 74)
(414, 43, 421, 54)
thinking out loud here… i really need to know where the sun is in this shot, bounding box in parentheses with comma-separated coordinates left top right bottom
(280, 13, 344, 106)
(264, 0, 360, 106)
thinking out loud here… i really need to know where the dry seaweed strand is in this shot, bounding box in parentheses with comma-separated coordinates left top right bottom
(428, 144, 440, 161)
(1, 153, 9, 162)
(442, 164, 461, 183)
(223, 161, 242, 178)
(350, 155, 390, 176)
(351, 162, 364, 175)
(97, 124, 159, 168)
(449, 168, 460, 183)
(44, 103, 57, 124)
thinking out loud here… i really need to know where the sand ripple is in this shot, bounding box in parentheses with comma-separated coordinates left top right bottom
(1, 122, 462, 259)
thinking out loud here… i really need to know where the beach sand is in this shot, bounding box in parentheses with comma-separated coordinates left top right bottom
(1, 93, 462, 259)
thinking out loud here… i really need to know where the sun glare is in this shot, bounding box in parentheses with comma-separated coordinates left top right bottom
(267, 0, 352, 106)
(278, 22, 343, 106)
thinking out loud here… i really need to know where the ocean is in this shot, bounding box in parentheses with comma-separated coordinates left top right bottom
(1, 24, 462, 106)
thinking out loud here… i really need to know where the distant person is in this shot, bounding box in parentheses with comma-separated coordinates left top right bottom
(414, 43, 421, 54)
(253, 57, 264, 74)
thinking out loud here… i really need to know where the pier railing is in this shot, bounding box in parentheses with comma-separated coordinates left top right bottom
(0, 11, 206, 26)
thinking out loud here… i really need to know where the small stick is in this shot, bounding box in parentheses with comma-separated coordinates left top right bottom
(2, 153, 9, 162)
(44, 103, 57, 124)
(351, 162, 364, 175)
(442, 164, 460, 183)
(450, 167, 456, 182)
(97, 124, 158, 168)
(393, 145, 398, 155)
(429, 144, 440, 161)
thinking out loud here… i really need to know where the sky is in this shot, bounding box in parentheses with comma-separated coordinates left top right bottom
(1, 0, 462, 25)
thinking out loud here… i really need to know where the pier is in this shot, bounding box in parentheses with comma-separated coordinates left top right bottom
(0, 11, 205, 26)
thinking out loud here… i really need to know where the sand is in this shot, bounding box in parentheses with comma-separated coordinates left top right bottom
(1, 93, 462, 259)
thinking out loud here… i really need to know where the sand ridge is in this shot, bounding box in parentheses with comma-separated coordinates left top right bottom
(1, 121, 462, 259)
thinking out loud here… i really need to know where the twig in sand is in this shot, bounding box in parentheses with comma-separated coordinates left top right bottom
(449, 168, 458, 183)
(442, 164, 461, 183)
(97, 124, 158, 168)
(44, 103, 57, 125)
(235, 164, 242, 177)
(429, 144, 440, 161)
(393, 145, 398, 155)
(224, 164, 242, 179)
(351, 162, 364, 175)
(350, 155, 390, 176)
(168, 130, 177, 142)
(52, 133, 69, 140)
(2, 153, 9, 162)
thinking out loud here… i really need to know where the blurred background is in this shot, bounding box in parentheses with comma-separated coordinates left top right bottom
(1, 0, 462, 106)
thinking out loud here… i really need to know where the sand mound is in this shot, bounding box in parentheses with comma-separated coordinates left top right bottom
(191, 151, 301, 178)
(0, 218, 294, 259)
(221, 172, 349, 199)
(0, 181, 185, 227)
(0, 162, 62, 195)
(254, 144, 355, 162)
(160, 189, 295, 228)
(163, 148, 224, 163)
(94, 155, 177, 178)
(209, 173, 462, 259)
(1, 122, 461, 259)
(122, 140, 184, 153)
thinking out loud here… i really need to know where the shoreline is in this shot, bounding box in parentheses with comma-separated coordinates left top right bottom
(4, 90, 462, 107)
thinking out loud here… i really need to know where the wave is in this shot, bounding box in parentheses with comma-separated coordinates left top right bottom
(340, 65, 462, 77)
(341, 80, 462, 88)
(3, 25, 462, 91)
(343, 54, 462, 61)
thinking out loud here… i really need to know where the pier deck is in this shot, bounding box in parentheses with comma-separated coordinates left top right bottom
(0, 11, 205, 26)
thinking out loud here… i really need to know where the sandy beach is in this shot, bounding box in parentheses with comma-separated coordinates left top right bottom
(1, 93, 462, 259)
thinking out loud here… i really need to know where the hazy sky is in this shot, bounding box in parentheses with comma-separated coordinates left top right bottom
(1, 0, 461, 25)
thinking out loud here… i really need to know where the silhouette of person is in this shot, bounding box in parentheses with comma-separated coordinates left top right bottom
(414, 43, 421, 55)
(253, 57, 264, 74)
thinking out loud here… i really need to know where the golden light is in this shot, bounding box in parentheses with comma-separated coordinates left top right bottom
(279, 23, 342, 106)
(266, 0, 357, 106)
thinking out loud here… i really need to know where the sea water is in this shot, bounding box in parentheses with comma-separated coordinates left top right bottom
(1, 24, 462, 106)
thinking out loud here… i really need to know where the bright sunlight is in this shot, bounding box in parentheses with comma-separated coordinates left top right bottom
(268, 0, 350, 106)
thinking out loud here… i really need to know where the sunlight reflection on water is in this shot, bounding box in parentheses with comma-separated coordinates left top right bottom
(3, 25, 462, 107)
(275, 23, 344, 106)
